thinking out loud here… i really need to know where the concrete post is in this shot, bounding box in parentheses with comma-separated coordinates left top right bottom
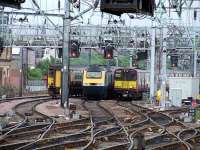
(61, 0, 70, 108)
(160, 39, 167, 108)
(193, 35, 197, 77)
(150, 26, 156, 103)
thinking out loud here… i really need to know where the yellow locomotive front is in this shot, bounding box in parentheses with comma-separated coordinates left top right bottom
(48, 64, 84, 98)
(82, 65, 112, 99)
(47, 65, 61, 98)
(114, 68, 138, 98)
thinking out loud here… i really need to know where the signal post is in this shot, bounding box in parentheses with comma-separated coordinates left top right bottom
(61, 0, 70, 108)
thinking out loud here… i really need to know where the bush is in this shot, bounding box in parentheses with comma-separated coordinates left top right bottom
(36, 56, 56, 75)
(0, 86, 19, 98)
(27, 56, 57, 80)
(27, 68, 42, 80)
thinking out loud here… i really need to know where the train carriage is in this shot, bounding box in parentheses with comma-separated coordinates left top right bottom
(113, 68, 150, 99)
(69, 69, 83, 97)
(47, 64, 83, 98)
(48, 64, 62, 98)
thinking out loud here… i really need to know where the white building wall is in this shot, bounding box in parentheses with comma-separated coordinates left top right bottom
(168, 77, 200, 106)
(42, 48, 57, 60)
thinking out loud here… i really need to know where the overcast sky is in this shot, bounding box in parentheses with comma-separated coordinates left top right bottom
(4, 0, 200, 27)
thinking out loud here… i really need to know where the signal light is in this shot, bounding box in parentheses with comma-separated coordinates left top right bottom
(0, 0, 25, 9)
(57, 40, 80, 58)
(70, 40, 80, 58)
(194, 10, 197, 20)
(104, 45, 114, 59)
(100, 0, 155, 16)
(170, 55, 178, 67)
(71, 52, 77, 57)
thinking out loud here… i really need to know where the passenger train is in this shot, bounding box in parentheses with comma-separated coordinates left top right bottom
(47, 64, 83, 98)
(47, 64, 150, 100)
(114, 68, 150, 99)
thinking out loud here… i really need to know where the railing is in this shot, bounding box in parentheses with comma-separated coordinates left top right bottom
(27, 80, 47, 86)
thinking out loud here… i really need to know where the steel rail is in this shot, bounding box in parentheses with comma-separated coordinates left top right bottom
(130, 101, 191, 150)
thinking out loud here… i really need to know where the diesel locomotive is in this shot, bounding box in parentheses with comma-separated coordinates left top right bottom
(82, 65, 113, 99)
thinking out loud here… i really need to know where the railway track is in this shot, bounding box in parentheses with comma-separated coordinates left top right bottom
(126, 101, 193, 150)
(0, 96, 54, 150)
(0, 97, 199, 150)
(13, 97, 53, 124)
(31, 99, 129, 150)
(14, 120, 92, 150)
(0, 95, 50, 130)
(6, 99, 90, 150)
(81, 99, 130, 150)
(0, 95, 49, 104)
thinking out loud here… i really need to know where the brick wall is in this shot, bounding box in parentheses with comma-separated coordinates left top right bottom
(9, 69, 21, 88)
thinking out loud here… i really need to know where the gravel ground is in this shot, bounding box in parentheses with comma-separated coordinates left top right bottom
(35, 98, 89, 122)
(100, 100, 143, 125)
(0, 98, 38, 114)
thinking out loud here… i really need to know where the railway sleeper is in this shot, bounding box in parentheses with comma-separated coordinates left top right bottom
(0, 140, 33, 150)
(33, 139, 90, 150)
(152, 141, 190, 150)
(19, 132, 91, 149)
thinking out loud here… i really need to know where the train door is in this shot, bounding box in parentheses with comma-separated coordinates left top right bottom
(48, 68, 55, 88)
(55, 70, 61, 88)
(121, 69, 127, 89)
(126, 69, 137, 90)
(114, 69, 124, 89)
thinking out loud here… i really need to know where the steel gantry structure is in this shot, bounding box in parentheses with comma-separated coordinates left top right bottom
(1, 0, 200, 108)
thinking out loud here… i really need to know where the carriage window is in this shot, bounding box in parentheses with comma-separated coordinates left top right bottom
(115, 70, 123, 80)
(75, 73, 82, 80)
(126, 70, 137, 80)
(48, 69, 54, 77)
(86, 72, 102, 78)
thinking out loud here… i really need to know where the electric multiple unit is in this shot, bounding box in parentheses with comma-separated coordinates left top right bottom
(113, 68, 150, 99)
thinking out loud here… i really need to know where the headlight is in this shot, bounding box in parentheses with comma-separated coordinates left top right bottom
(83, 83, 105, 86)
(96, 83, 105, 86)
(83, 83, 90, 86)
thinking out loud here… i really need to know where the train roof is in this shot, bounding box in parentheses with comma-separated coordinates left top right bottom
(113, 67, 150, 74)
(49, 64, 150, 72)
(49, 64, 86, 70)
(86, 65, 109, 72)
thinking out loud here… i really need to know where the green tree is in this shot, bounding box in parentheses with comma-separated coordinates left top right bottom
(36, 56, 56, 75)
(27, 56, 58, 80)
(27, 68, 42, 80)
(118, 55, 129, 67)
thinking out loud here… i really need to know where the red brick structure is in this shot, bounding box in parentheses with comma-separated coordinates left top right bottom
(0, 47, 21, 88)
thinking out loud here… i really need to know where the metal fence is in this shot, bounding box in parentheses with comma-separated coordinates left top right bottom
(27, 80, 47, 86)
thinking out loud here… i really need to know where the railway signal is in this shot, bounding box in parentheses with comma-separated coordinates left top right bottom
(70, 40, 80, 58)
(103, 45, 114, 59)
(137, 50, 148, 60)
(100, 0, 155, 16)
(58, 40, 80, 58)
(170, 55, 178, 67)
(0, 0, 25, 9)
